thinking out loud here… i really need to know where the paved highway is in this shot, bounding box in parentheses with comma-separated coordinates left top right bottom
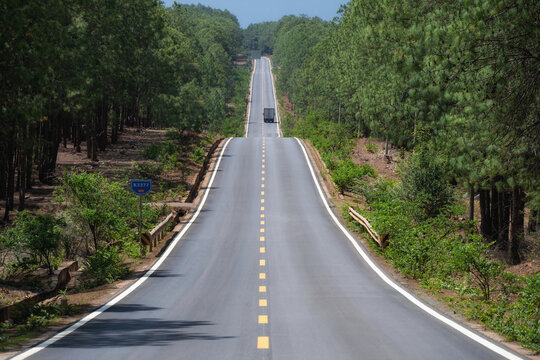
(14, 58, 523, 359)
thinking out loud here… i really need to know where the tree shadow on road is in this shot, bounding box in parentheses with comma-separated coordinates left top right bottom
(48, 316, 234, 348)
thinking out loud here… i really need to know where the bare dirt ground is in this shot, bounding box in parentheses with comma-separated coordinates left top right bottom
(351, 137, 400, 179)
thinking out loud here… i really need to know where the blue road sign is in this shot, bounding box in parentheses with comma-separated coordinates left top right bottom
(130, 179, 152, 195)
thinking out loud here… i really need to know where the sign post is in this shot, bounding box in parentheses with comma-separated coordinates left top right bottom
(130, 179, 152, 243)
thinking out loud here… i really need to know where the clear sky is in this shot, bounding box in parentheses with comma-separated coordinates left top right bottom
(162, 0, 347, 28)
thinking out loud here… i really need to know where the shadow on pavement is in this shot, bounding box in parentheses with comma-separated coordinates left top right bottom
(49, 318, 234, 348)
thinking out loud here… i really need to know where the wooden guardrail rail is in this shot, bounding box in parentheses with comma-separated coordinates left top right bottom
(141, 139, 223, 251)
(141, 213, 174, 252)
(0, 261, 78, 322)
(348, 207, 389, 248)
(186, 138, 223, 203)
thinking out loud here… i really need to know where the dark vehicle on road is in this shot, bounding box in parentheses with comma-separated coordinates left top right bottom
(263, 108, 275, 123)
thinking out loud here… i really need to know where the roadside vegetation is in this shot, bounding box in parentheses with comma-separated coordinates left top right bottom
(0, 2, 245, 222)
(246, 2, 539, 353)
(0, 1, 251, 348)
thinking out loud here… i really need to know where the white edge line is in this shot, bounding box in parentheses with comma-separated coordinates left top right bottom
(294, 137, 524, 360)
(267, 57, 281, 138)
(11, 138, 234, 360)
(244, 59, 256, 138)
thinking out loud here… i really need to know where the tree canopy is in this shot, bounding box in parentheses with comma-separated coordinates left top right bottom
(0, 0, 243, 221)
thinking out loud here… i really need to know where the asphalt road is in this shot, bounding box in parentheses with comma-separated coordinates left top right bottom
(14, 58, 523, 360)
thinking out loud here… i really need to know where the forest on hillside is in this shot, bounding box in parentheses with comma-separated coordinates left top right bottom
(244, 0, 539, 265)
(0, 1, 244, 222)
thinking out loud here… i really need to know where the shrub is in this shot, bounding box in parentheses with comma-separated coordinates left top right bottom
(401, 149, 455, 218)
(142, 140, 178, 162)
(133, 161, 164, 179)
(0, 212, 64, 275)
(55, 172, 159, 254)
(331, 160, 376, 194)
(451, 238, 501, 300)
(365, 141, 378, 153)
(166, 130, 180, 140)
(142, 144, 163, 160)
(294, 112, 354, 160)
(82, 247, 128, 287)
(190, 146, 205, 164)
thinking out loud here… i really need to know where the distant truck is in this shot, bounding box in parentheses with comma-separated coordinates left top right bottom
(263, 108, 275, 123)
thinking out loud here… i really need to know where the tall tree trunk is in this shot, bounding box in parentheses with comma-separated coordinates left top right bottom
(469, 186, 475, 221)
(0, 142, 6, 200)
(509, 187, 524, 265)
(74, 118, 82, 152)
(527, 209, 538, 234)
(480, 189, 492, 240)
(120, 105, 125, 132)
(97, 97, 108, 151)
(4, 137, 15, 222)
(497, 192, 510, 250)
(17, 167, 24, 211)
(111, 103, 120, 144)
(491, 184, 499, 244)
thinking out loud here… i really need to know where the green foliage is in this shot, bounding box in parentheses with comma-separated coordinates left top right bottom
(293, 112, 354, 160)
(0, 212, 64, 275)
(190, 146, 206, 164)
(354, 178, 539, 351)
(400, 149, 456, 218)
(451, 239, 502, 300)
(133, 161, 164, 179)
(331, 161, 376, 194)
(365, 142, 378, 154)
(82, 247, 129, 287)
(55, 172, 159, 253)
(142, 141, 178, 162)
(1, 302, 79, 346)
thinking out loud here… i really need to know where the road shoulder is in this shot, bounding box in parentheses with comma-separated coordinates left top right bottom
(297, 137, 538, 360)
(0, 139, 227, 360)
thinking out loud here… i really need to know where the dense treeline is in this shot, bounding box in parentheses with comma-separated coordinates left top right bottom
(257, 1, 539, 265)
(0, 1, 243, 222)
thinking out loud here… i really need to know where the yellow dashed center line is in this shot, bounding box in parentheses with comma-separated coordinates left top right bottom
(258, 135, 269, 351)
(257, 336, 269, 349)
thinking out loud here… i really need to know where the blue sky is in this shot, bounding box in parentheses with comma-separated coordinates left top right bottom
(162, 0, 347, 28)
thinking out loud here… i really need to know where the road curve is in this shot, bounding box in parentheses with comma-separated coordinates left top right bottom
(13, 58, 524, 360)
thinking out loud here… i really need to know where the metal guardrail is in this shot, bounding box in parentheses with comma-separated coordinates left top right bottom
(348, 207, 388, 248)
(141, 213, 174, 252)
